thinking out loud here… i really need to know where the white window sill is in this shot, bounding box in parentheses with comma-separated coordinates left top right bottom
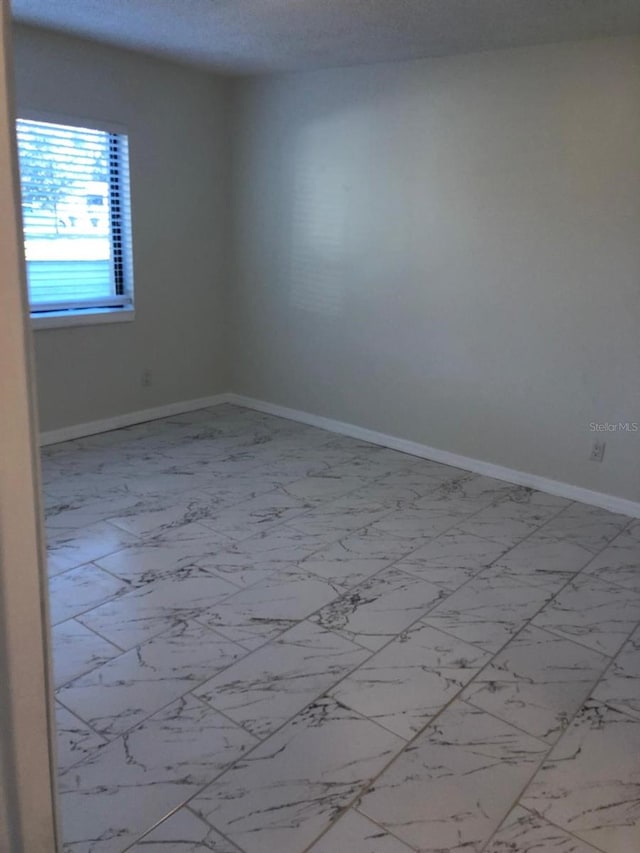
(31, 307, 135, 331)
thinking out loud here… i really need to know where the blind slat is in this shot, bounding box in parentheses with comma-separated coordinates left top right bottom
(16, 117, 133, 310)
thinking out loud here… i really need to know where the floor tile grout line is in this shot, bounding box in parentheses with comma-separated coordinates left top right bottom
(189, 508, 494, 682)
(46, 462, 520, 587)
(60, 614, 127, 656)
(497, 804, 610, 853)
(50, 566, 136, 628)
(462, 696, 573, 747)
(55, 622, 263, 753)
(197, 560, 509, 746)
(390, 492, 575, 581)
(325, 619, 551, 821)
(592, 698, 640, 725)
(136, 696, 401, 852)
(85, 470, 476, 743)
(418, 513, 637, 727)
(414, 611, 609, 743)
(56, 679, 260, 777)
(189, 632, 388, 742)
(111, 624, 429, 850)
(190, 615, 258, 653)
(47, 411, 638, 851)
(418, 504, 634, 654)
(350, 808, 422, 853)
(476, 578, 640, 853)
(467, 715, 574, 853)
(93, 433, 443, 853)
(316, 698, 553, 846)
(576, 565, 640, 596)
(525, 621, 626, 658)
(294, 508, 636, 852)
(75, 497, 467, 662)
(54, 614, 250, 694)
(66, 558, 145, 594)
(55, 470, 440, 645)
(177, 531, 570, 853)
(46, 529, 148, 579)
(69, 554, 268, 654)
(413, 568, 617, 667)
(304, 688, 521, 853)
(342, 498, 582, 662)
(206, 546, 592, 764)
(47, 439, 538, 611)
(100, 431, 417, 537)
(184, 803, 245, 852)
(337, 694, 553, 853)
(45, 475, 601, 695)
(183, 691, 263, 745)
(297, 792, 423, 853)
(288, 479, 578, 626)
(478, 670, 638, 853)
(69, 614, 128, 656)
(202, 457, 507, 563)
(54, 695, 109, 750)
(73, 612, 204, 666)
(514, 620, 613, 660)
(53, 489, 590, 771)
(41, 414, 623, 571)
(50, 442, 624, 844)
(292, 486, 528, 588)
(44, 442, 371, 550)
(99, 471, 514, 658)
(155, 495, 320, 543)
(98, 551, 250, 596)
(53, 630, 126, 693)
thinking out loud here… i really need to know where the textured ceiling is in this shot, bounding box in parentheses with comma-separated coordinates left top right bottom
(11, 0, 640, 75)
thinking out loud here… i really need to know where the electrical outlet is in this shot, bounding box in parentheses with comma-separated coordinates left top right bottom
(141, 369, 152, 387)
(590, 440, 606, 463)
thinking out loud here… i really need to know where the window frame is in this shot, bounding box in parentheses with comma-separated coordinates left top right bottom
(17, 109, 135, 330)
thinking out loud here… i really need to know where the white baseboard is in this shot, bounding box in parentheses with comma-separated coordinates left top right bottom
(227, 393, 640, 519)
(39, 390, 640, 518)
(40, 393, 232, 446)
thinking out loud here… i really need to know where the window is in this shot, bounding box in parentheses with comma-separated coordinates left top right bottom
(16, 116, 134, 326)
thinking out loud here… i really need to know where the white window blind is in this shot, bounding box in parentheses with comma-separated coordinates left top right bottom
(16, 117, 133, 314)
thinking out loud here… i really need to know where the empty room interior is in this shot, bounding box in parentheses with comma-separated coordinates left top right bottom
(3, 0, 640, 851)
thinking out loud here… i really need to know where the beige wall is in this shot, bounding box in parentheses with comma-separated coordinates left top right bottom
(230, 37, 640, 503)
(0, 9, 57, 850)
(10, 28, 640, 503)
(13, 24, 232, 432)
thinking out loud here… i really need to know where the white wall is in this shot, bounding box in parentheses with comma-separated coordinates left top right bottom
(230, 37, 640, 503)
(13, 24, 232, 432)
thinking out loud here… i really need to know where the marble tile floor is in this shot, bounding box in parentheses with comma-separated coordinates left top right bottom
(44, 404, 640, 853)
